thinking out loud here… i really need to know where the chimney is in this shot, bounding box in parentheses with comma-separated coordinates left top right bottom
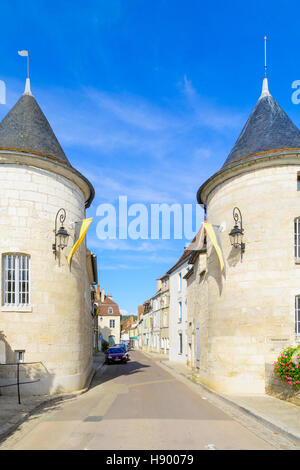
(101, 288, 105, 302)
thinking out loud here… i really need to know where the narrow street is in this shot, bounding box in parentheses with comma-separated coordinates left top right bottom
(0, 351, 283, 450)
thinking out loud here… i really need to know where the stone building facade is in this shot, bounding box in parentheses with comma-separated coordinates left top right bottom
(168, 251, 190, 363)
(196, 77, 300, 393)
(0, 81, 95, 395)
(159, 274, 170, 355)
(96, 287, 121, 347)
(185, 246, 208, 370)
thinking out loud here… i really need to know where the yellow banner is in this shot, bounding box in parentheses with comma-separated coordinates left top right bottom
(67, 218, 93, 264)
(203, 222, 224, 271)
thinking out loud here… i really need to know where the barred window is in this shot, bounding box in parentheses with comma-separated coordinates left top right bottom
(3, 254, 30, 306)
(295, 219, 300, 259)
(296, 296, 300, 335)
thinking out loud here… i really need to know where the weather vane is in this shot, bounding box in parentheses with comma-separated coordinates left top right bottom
(18, 50, 29, 79)
(18, 50, 32, 96)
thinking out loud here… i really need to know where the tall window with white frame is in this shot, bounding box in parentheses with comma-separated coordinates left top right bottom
(178, 272, 182, 291)
(109, 319, 115, 328)
(178, 301, 182, 323)
(3, 254, 30, 306)
(296, 296, 300, 335)
(179, 333, 183, 354)
(295, 218, 300, 260)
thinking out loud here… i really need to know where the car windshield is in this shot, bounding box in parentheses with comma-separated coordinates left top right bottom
(108, 348, 123, 354)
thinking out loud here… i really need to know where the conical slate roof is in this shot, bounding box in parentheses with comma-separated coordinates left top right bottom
(0, 93, 70, 166)
(222, 93, 300, 168)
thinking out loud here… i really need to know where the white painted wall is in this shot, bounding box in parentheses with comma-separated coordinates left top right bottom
(169, 260, 189, 363)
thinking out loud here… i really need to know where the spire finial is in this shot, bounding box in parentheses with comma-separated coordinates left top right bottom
(264, 36, 267, 78)
(259, 36, 270, 99)
(18, 50, 33, 96)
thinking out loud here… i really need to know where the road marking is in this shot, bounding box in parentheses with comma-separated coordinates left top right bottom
(128, 379, 176, 388)
(205, 444, 217, 450)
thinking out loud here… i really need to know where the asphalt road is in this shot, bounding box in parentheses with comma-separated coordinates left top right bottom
(0, 350, 278, 450)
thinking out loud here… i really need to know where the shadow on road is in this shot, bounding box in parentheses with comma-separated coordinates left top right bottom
(90, 353, 150, 389)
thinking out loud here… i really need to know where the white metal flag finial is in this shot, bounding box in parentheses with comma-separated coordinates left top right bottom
(264, 36, 267, 78)
(259, 36, 270, 99)
(18, 50, 32, 96)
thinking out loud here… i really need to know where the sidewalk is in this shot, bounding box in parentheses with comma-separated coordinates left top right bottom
(0, 352, 105, 443)
(142, 351, 300, 445)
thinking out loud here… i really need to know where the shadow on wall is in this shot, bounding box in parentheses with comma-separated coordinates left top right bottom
(265, 363, 300, 406)
(0, 330, 63, 397)
(99, 325, 117, 345)
(227, 246, 241, 268)
(206, 246, 226, 296)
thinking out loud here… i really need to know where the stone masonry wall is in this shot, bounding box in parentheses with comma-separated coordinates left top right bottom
(0, 163, 93, 395)
(202, 163, 300, 393)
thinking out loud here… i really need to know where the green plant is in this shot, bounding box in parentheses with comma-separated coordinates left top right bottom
(273, 346, 300, 389)
(102, 340, 109, 352)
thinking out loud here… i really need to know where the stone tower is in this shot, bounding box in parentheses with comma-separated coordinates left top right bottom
(197, 76, 300, 393)
(0, 80, 95, 394)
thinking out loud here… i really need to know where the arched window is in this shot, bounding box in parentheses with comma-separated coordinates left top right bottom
(2, 254, 30, 306)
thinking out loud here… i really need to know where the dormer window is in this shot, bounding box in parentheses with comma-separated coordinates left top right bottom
(108, 307, 113, 314)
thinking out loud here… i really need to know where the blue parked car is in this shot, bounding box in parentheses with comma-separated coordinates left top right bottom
(105, 347, 128, 365)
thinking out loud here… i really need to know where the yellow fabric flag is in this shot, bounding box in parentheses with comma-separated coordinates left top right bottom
(67, 218, 93, 264)
(203, 222, 224, 271)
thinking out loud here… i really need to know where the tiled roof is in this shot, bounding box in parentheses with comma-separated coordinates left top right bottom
(0, 94, 70, 166)
(222, 94, 300, 169)
(167, 248, 192, 274)
(197, 89, 300, 205)
(98, 296, 120, 316)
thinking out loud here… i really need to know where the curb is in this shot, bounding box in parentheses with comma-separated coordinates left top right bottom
(0, 356, 106, 444)
(157, 358, 300, 447)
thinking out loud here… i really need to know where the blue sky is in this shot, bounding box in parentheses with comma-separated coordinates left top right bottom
(0, 0, 300, 315)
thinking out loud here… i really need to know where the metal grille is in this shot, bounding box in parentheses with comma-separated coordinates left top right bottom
(295, 219, 300, 258)
(296, 296, 300, 335)
(3, 254, 30, 306)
